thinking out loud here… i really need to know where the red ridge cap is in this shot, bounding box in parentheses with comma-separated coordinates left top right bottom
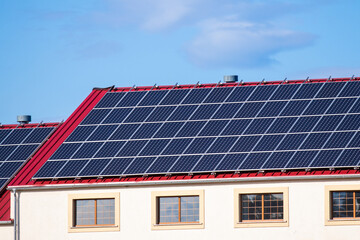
(9, 89, 108, 187)
(0, 122, 60, 129)
(111, 77, 360, 92)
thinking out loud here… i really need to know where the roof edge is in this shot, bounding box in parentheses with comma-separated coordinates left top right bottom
(8, 89, 107, 187)
(8, 173, 360, 191)
(109, 77, 360, 92)
(0, 122, 60, 129)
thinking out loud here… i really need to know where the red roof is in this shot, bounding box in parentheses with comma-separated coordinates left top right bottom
(0, 77, 357, 192)
(0, 122, 60, 222)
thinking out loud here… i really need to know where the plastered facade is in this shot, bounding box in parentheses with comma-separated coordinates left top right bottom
(1, 178, 360, 240)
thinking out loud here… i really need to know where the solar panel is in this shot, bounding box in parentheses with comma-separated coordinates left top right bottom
(33, 80, 360, 179)
(0, 126, 55, 190)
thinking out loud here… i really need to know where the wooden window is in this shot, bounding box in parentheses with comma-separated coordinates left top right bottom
(151, 190, 204, 230)
(75, 199, 115, 226)
(157, 196, 199, 224)
(331, 191, 360, 219)
(68, 193, 120, 232)
(240, 193, 283, 222)
(234, 187, 288, 228)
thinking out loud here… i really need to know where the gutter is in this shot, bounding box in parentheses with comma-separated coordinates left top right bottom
(7, 174, 360, 191)
(0, 220, 13, 225)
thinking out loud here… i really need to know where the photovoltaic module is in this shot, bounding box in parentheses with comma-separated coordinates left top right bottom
(33, 80, 360, 179)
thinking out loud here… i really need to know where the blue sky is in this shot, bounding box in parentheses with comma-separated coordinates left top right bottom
(0, 0, 359, 124)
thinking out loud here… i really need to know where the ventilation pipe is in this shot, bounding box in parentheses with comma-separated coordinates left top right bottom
(17, 115, 31, 125)
(223, 75, 238, 83)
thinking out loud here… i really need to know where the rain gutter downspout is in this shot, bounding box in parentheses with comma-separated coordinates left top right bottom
(12, 189, 17, 240)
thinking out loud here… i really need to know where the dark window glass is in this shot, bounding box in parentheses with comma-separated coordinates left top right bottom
(331, 191, 359, 219)
(240, 193, 283, 221)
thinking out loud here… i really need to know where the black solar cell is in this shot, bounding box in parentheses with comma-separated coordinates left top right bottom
(88, 125, 118, 141)
(226, 86, 255, 102)
(124, 157, 156, 174)
(193, 154, 225, 172)
(146, 106, 176, 122)
(138, 90, 168, 106)
(95, 92, 126, 108)
(169, 155, 202, 172)
(116, 91, 147, 107)
(146, 156, 178, 173)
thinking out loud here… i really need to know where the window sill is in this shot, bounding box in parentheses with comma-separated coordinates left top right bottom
(152, 222, 204, 230)
(235, 220, 288, 228)
(326, 219, 360, 226)
(237, 220, 287, 224)
(69, 225, 120, 233)
(71, 225, 118, 229)
(154, 223, 203, 226)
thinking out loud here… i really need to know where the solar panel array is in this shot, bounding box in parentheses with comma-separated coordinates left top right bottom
(0, 126, 55, 190)
(34, 80, 360, 179)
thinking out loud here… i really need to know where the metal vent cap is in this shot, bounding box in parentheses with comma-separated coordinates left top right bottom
(17, 115, 31, 124)
(223, 75, 238, 83)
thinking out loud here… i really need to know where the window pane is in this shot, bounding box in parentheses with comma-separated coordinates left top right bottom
(241, 194, 262, 221)
(332, 191, 354, 218)
(75, 200, 95, 226)
(159, 197, 179, 223)
(180, 196, 199, 223)
(263, 194, 283, 220)
(96, 199, 115, 225)
(356, 192, 360, 217)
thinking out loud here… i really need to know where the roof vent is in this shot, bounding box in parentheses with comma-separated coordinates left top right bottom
(223, 75, 238, 83)
(17, 115, 31, 124)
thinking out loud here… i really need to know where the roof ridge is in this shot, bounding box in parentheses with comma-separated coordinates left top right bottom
(109, 77, 360, 92)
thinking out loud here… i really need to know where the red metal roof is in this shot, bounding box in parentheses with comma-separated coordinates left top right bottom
(6, 77, 360, 191)
(0, 122, 60, 222)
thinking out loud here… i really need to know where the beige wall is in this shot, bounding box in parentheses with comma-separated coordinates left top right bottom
(5, 178, 360, 240)
(0, 225, 13, 240)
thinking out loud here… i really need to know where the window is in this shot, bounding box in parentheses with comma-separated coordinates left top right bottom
(68, 193, 120, 232)
(151, 190, 204, 230)
(158, 196, 199, 224)
(325, 185, 360, 225)
(240, 193, 283, 221)
(234, 187, 289, 228)
(75, 199, 115, 226)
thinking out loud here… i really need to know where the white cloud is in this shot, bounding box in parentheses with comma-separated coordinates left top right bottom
(94, 0, 201, 31)
(186, 18, 315, 68)
(294, 67, 360, 79)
